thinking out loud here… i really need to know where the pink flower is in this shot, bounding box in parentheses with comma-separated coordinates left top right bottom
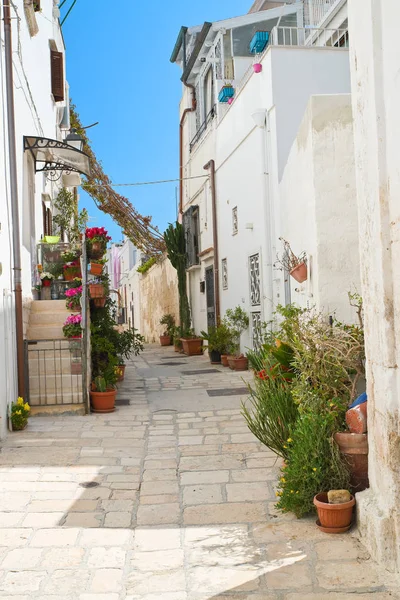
(64, 314, 82, 326)
(65, 286, 82, 298)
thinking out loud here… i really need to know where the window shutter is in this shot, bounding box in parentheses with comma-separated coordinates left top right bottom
(51, 50, 64, 102)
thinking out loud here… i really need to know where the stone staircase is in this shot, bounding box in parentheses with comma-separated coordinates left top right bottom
(26, 300, 85, 415)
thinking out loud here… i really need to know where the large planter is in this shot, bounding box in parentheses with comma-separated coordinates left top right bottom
(116, 365, 125, 382)
(221, 354, 229, 367)
(160, 335, 171, 347)
(181, 338, 203, 356)
(228, 356, 248, 371)
(314, 492, 355, 533)
(174, 339, 182, 353)
(209, 350, 221, 364)
(290, 262, 307, 284)
(334, 432, 369, 493)
(90, 262, 103, 276)
(90, 389, 116, 413)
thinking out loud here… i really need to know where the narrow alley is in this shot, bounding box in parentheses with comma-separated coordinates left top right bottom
(0, 346, 398, 599)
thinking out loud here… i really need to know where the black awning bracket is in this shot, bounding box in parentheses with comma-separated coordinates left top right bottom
(23, 136, 91, 178)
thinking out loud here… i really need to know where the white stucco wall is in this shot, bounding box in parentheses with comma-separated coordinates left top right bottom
(0, 0, 67, 438)
(349, 0, 400, 573)
(279, 94, 360, 323)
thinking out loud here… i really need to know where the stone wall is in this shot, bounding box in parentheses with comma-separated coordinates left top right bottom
(138, 257, 179, 343)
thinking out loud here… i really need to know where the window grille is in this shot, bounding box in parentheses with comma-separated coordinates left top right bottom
(249, 253, 261, 306)
(251, 311, 262, 350)
(232, 207, 238, 235)
(222, 258, 228, 290)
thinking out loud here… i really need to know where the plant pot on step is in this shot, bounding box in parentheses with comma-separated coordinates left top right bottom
(116, 365, 125, 382)
(228, 355, 248, 371)
(221, 354, 229, 367)
(181, 338, 203, 356)
(90, 262, 103, 276)
(334, 432, 369, 493)
(209, 350, 221, 364)
(90, 389, 116, 413)
(160, 335, 171, 346)
(313, 492, 355, 533)
(290, 262, 307, 284)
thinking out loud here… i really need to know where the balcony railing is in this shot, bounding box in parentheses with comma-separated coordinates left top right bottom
(270, 26, 349, 48)
(189, 105, 216, 153)
(304, 0, 341, 28)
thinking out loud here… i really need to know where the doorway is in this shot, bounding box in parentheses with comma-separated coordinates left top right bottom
(205, 266, 216, 330)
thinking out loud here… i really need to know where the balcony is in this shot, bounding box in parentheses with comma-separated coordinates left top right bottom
(304, 0, 343, 28)
(189, 105, 216, 153)
(270, 26, 349, 48)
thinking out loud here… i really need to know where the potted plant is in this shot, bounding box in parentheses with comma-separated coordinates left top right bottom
(180, 329, 203, 356)
(43, 235, 60, 244)
(224, 306, 249, 370)
(172, 327, 183, 352)
(114, 328, 144, 381)
(275, 238, 307, 284)
(90, 374, 117, 413)
(89, 281, 106, 308)
(218, 83, 235, 103)
(201, 323, 233, 364)
(313, 491, 355, 533)
(65, 285, 82, 312)
(62, 314, 82, 339)
(159, 314, 175, 346)
(90, 259, 105, 276)
(63, 260, 82, 281)
(86, 226, 111, 259)
(253, 63, 262, 73)
(40, 272, 54, 287)
(10, 396, 31, 431)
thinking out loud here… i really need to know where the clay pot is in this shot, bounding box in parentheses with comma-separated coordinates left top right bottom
(160, 335, 171, 347)
(93, 297, 106, 308)
(116, 365, 125, 382)
(346, 402, 367, 434)
(209, 350, 222, 364)
(42, 279, 52, 287)
(90, 389, 116, 413)
(90, 262, 103, 276)
(313, 492, 355, 532)
(228, 356, 248, 371)
(290, 262, 307, 283)
(181, 338, 203, 356)
(89, 283, 105, 298)
(71, 363, 82, 375)
(334, 432, 369, 493)
(89, 241, 104, 259)
(64, 267, 81, 281)
(221, 354, 229, 367)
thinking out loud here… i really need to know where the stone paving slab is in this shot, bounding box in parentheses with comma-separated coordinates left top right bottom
(0, 345, 398, 599)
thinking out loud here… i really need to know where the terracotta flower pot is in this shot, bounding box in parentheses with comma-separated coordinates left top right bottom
(42, 279, 51, 287)
(181, 338, 203, 356)
(346, 402, 368, 434)
(64, 267, 81, 281)
(90, 389, 116, 413)
(93, 297, 106, 308)
(89, 241, 104, 259)
(209, 350, 221, 364)
(160, 335, 171, 346)
(313, 492, 355, 532)
(334, 432, 369, 493)
(221, 354, 229, 367)
(90, 262, 103, 276)
(233, 356, 248, 371)
(116, 365, 125, 382)
(290, 262, 307, 283)
(227, 355, 236, 370)
(71, 363, 82, 375)
(89, 283, 105, 298)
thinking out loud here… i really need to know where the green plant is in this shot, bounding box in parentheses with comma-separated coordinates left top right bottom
(94, 376, 107, 393)
(53, 187, 79, 242)
(224, 306, 249, 355)
(114, 329, 144, 365)
(242, 369, 299, 460)
(10, 396, 30, 431)
(160, 314, 176, 337)
(276, 412, 350, 518)
(137, 256, 157, 274)
(200, 323, 232, 353)
(164, 222, 191, 335)
(274, 238, 307, 271)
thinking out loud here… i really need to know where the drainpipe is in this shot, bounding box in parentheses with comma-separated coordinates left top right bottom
(203, 160, 220, 326)
(179, 82, 196, 216)
(3, 0, 25, 399)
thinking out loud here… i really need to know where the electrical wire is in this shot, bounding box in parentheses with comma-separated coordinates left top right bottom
(89, 174, 209, 188)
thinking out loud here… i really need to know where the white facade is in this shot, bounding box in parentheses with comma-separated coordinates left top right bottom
(0, 0, 71, 438)
(173, 1, 355, 351)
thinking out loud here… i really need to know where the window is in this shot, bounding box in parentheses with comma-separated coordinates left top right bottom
(203, 67, 214, 120)
(183, 205, 200, 267)
(51, 50, 64, 102)
(251, 311, 262, 350)
(232, 207, 238, 235)
(249, 253, 261, 306)
(222, 258, 228, 290)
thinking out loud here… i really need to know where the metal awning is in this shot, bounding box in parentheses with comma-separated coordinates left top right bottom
(23, 136, 91, 177)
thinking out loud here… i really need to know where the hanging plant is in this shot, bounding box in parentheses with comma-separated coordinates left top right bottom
(275, 238, 308, 284)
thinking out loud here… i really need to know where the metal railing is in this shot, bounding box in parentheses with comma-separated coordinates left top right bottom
(25, 338, 84, 406)
(190, 105, 216, 152)
(304, 0, 341, 28)
(270, 26, 349, 48)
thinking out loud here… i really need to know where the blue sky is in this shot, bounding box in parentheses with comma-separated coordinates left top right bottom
(61, 0, 250, 243)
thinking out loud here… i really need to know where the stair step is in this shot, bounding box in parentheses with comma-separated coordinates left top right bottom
(27, 325, 65, 340)
(29, 312, 72, 326)
(30, 300, 69, 312)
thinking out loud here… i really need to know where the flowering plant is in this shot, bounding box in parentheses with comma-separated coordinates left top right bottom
(62, 313, 82, 338)
(65, 286, 82, 311)
(85, 227, 111, 242)
(63, 260, 81, 270)
(40, 272, 53, 281)
(11, 396, 30, 431)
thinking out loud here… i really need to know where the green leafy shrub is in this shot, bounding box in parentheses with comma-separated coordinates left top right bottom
(276, 411, 350, 517)
(137, 256, 157, 274)
(200, 323, 233, 353)
(160, 314, 175, 337)
(114, 329, 144, 365)
(224, 306, 249, 355)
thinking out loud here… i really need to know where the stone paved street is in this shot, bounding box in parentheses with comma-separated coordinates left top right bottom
(0, 345, 399, 599)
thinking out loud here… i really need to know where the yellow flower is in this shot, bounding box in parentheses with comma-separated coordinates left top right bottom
(15, 410, 22, 415)
(313, 468, 317, 472)
(24, 403, 30, 412)
(17, 397, 24, 405)
(276, 491, 282, 497)
(296, 491, 299, 494)
(287, 438, 293, 443)
(329, 402, 334, 407)
(283, 445, 287, 449)
(290, 490, 294, 494)
(280, 477, 286, 483)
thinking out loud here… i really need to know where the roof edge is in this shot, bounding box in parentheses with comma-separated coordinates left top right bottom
(170, 26, 188, 64)
(181, 22, 212, 83)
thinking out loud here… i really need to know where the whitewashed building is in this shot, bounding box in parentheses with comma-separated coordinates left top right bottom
(171, 0, 358, 351)
(0, 0, 89, 437)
